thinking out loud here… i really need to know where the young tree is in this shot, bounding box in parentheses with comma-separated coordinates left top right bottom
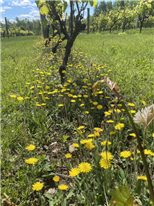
(136, 0, 153, 33)
(36, 0, 97, 84)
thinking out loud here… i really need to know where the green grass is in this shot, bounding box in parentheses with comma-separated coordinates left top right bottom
(1, 29, 154, 205)
(74, 28, 154, 104)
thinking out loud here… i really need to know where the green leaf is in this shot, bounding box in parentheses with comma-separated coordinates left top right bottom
(44, 193, 53, 200)
(62, 1, 68, 12)
(61, 135, 68, 143)
(89, 0, 98, 7)
(42, 172, 55, 177)
(134, 179, 142, 195)
(66, 188, 74, 199)
(62, 198, 67, 206)
(49, 201, 54, 206)
(109, 186, 134, 206)
(40, 5, 49, 15)
(35, 0, 40, 7)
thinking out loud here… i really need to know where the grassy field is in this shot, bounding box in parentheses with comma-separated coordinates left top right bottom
(73, 28, 154, 104)
(1, 29, 154, 206)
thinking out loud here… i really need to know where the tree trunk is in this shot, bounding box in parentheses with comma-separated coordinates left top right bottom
(140, 20, 144, 33)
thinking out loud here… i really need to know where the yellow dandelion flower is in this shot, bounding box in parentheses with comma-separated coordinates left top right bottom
(115, 123, 124, 130)
(10, 95, 16, 98)
(97, 105, 103, 110)
(94, 127, 103, 132)
(106, 120, 114, 123)
(72, 143, 79, 148)
(93, 102, 98, 106)
(80, 104, 84, 107)
(144, 149, 152, 155)
(26, 144, 36, 151)
(83, 95, 88, 98)
(137, 176, 147, 181)
(152, 133, 154, 138)
(120, 151, 131, 158)
(65, 153, 72, 158)
(58, 104, 64, 107)
(53, 176, 60, 182)
(100, 158, 111, 169)
(17, 97, 24, 101)
(25, 158, 38, 164)
(130, 110, 136, 114)
(88, 134, 95, 138)
(130, 133, 136, 137)
(101, 141, 112, 146)
(58, 184, 68, 190)
(114, 109, 121, 113)
(69, 168, 80, 177)
(85, 142, 95, 150)
(32, 182, 43, 191)
(77, 126, 85, 130)
(85, 111, 89, 114)
(94, 131, 100, 136)
(101, 151, 113, 160)
(128, 103, 135, 107)
(71, 99, 76, 103)
(80, 139, 88, 144)
(142, 100, 146, 105)
(78, 162, 92, 173)
(110, 131, 116, 135)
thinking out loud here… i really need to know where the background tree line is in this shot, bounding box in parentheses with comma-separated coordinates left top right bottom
(1, 17, 41, 37)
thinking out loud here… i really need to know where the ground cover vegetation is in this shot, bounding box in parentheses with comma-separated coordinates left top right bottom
(1, 18, 41, 37)
(1, 1, 154, 206)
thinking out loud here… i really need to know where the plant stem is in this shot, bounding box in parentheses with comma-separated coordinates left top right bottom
(143, 127, 147, 148)
(113, 89, 154, 204)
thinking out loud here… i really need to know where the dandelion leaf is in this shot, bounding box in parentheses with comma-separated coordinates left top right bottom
(109, 186, 133, 206)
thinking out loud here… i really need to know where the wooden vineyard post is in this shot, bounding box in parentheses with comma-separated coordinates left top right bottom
(87, 8, 90, 34)
(70, 1, 73, 36)
(5, 17, 9, 38)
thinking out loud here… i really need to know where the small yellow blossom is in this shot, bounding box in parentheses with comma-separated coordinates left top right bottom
(130, 110, 136, 114)
(128, 103, 135, 107)
(78, 162, 92, 173)
(65, 153, 72, 158)
(100, 158, 111, 169)
(72, 143, 79, 148)
(115, 123, 124, 130)
(130, 133, 136, 137)
(26, 144, 36, 151)
(25, 158, 38, 164)
(17, 97, 24, 101)
(106, 120, 114, 123)
(10, 95, 16, 98)
(58, 185, 68, 190)
(101, 141, 111, 146)
(69, 168, 80, 177)
(142, 100, 146, 105)
(101, 151, 113, 160)
(77, 126, 85, 130)
(110, 131, 116, 135)
(32, 182, 43, 191)
(85, 142, 95, 150)
(58, 104, 64, 107)
(53, 176, 60, 182)
(120, 151, 131, 158)
(97, 105, 103, 109)
(137, 176, 147, 181)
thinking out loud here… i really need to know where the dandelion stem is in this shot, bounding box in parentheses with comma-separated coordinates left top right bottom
(113, 88, 154, 204)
